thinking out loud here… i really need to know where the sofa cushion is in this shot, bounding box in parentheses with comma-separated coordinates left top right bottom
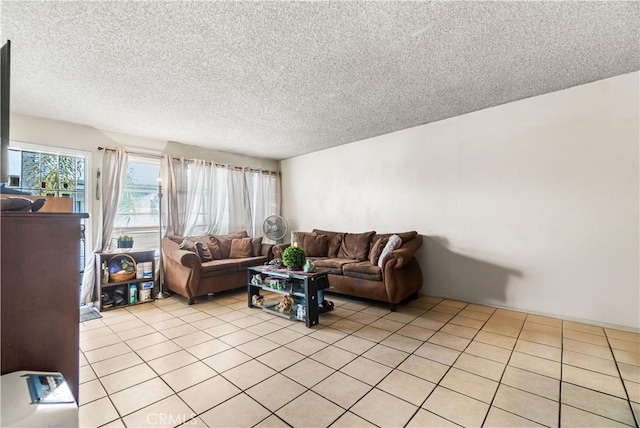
(369, 237, 389, 265)
(304, 234, 328, 257)
(229, 238, 252, 258)
(251, 237, 263, 257)
(182, 235, 219, 260)
(312, 229, 345, 258)
(208, 231, 249, 258)
(234, 256, 268, 270)
(378, 234, 402, 268)
(328, 234, 343, 258)
(343, 261, 383, 281)
(291, 231, 328, 257)
(337, 231, 376, 261)
(179, 238, 197, 253)
(206, 238, 223, 259)
(201, 259, 239, 276)
(195, 241, 213, 262)
(313, 258, 358, 275)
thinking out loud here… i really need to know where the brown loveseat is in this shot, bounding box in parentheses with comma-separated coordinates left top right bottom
(274, 229, 423, 311)
(162, 231, 273, 304)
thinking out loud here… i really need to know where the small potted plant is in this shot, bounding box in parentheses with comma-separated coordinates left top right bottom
(117, 235, 134, 250)
(282, 244, 306, 271)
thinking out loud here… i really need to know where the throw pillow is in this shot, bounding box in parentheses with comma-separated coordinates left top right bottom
(328, 233, 344, 258)
(179, 238, 197, 253)
(210, 231, 249, 258)
(337, 231, 376, 260)
(369, 237, 389, 265)
(229, 238, 252, 258)
(195, 241, 213, 262)
(204, 237, 223, 259)
(313, 229, 345, 258)
(251, 236, 263, 257)
(378, 234, 402, 268)
(304, 234, 328, 257)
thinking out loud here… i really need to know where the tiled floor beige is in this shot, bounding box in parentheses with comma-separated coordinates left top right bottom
(79, 290, 640, 427)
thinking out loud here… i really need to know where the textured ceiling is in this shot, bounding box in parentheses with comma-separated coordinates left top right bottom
(1, 1, 638, 160)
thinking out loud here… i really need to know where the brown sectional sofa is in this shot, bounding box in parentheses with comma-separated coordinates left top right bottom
(162, 231, 273, 304)
(274, 229, 423, 311)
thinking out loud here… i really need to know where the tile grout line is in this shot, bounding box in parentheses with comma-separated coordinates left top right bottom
(560, 323, 639, 428)
(270, 300, 424, 427)
(315, 299, 451, 428)
(603, 328, 639, 428)
(478, 312, 536, 428)
(409, 302, 486, 427)
(335, 303, 444, 427)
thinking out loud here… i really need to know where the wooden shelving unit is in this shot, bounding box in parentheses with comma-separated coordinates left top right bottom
(94, 250, 156, 311)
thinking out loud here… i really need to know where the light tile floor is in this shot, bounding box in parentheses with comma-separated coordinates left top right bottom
(79, 290, 640, 427)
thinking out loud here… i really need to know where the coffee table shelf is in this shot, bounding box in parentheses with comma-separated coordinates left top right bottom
(247, 266, 329, 327)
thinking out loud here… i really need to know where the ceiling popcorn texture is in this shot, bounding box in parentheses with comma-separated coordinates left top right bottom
(1, 1, 638, 160)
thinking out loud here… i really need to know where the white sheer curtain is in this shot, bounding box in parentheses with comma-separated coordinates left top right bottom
(202, 165, 227, 234)
(80, 147, 129, 304)
(162, 155, 188, 236)
(163, 156, 214, 237)
(161, 156, 280, 239)
(246, 170, 281, 239)
(227, 167, 252, 234)
(183, 160, 208, 234)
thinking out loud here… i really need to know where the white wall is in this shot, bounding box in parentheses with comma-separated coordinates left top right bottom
(9, 114, 279, 247)
(281, 72, 639, 330)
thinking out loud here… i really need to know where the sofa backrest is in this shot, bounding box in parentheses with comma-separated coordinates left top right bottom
(287, 229, 420, 264)
(164, 230, 255, 259)
(373, 231, 418, 244)
(311, 229, 345, 258)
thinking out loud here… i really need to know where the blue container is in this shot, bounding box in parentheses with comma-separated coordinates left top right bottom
(129, 284, 137, 304)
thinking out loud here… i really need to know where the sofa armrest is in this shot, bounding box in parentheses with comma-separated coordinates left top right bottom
(162, 237, 202, 300)
(272, 243, 290, 260)
(168, 248, 201, 269)
(385, 235, 423, 269)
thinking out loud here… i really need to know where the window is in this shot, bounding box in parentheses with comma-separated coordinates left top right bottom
(112, 156, 161, 250)
(8, 148, 86, 213)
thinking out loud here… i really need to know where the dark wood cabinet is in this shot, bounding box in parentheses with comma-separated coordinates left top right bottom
(1, 212, 88, 403)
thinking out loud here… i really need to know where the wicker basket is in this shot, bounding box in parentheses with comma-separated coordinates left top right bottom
(109, 254, 137, 282)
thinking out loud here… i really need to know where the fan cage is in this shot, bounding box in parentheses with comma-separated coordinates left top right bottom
(263, 215, 287, 241)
